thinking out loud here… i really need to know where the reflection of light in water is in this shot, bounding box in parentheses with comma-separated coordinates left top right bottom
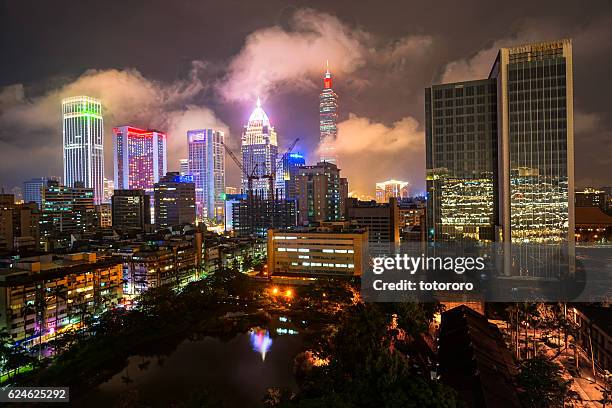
(249, 328, 272, 361)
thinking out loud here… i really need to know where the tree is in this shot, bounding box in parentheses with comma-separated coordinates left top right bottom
(517, 355, 572, 408)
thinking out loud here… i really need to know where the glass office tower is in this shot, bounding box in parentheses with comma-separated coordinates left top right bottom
(425, 79, 498, 242)
(490, 39, 574, 276)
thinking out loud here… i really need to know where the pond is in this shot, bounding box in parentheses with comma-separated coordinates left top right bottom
(74, 319, 304, 407)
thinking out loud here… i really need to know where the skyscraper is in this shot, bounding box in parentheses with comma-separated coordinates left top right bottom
(319, 61, 339, 164)
(154, 172, 196, 228)
(241, 98, 278, 198)
(187, 129, 225, 222)
(113, 126, 167, 192)
(491, 39, 575, 276)
(295, 161, 343, 226)
(491, 39, 574, 247)
(425, 38, 574, 276)
(375, 180, 410, 203)
(425, 79, 498, 242)
(62, 96, 104, 205)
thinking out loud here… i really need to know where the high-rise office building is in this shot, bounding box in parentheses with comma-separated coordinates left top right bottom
(23, 177, 60, 209)
(187, 129, 225, 222)
(112, 189, 151, 231)
(491, 39, 574, 247)
(113, 126, 167, 192)
(295, 161, 343, 226)
(425, 39, 574, 277)
(375, 180, 410, 203)
(425, 79, 498, 242)
(319, 62, 339, 164)
(241, 98, 278, 198)
(275, 152, 306, 200)
(154, 172, 196, 229)
(62, 96, 104, 205)
(40, 181, 95, 246)
(491, 39, 575, 276)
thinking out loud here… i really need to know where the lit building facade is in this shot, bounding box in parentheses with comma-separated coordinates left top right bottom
(425, 79, 498, 242)
(319, 62, 339, 164)
(241, 98, 278, 198)
(375, 180, 410, 203)
(0, 196, 40, 252)
(23, 177, 60, 209)
(295, 162, 343, 225)
(267, 222, 368, 280)
(275, 152, 306, 200)
(187, 129, 225, 222)
(113, 126, 167, 192)
(40, 181, 95, 239)
(491, 39, 574, 248)
(62, 96, 105, 205)
(0, 253, 123, 342)
(154, 172, 196, 229)
(103, 178, 114, 203)
(490, 40, 575, 277)
(112, 189, 151, 231)
(121, 242, 197, 295)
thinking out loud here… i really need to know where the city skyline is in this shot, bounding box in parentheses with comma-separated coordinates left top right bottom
(3, 1, 612, 197)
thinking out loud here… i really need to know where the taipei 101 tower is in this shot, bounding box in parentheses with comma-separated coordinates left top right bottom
(319, 61, 339, 164)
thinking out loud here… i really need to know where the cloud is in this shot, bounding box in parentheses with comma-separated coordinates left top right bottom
(326, 114, 425, 196)
(218, 8, 368, 102)
(218, 8, 433, 104)
(0, 63, 227, 186)
(440, 25, 565, 83)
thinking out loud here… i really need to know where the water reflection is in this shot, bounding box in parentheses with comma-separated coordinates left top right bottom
(249, 328, 273, 361)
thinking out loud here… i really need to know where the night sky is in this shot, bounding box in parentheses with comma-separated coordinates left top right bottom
(1, 0, 612, 196)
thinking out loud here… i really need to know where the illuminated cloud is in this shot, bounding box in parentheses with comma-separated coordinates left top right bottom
(218, 8, 368, 102)
(0, 63, 227, 182)
(326, 114, 425, 195)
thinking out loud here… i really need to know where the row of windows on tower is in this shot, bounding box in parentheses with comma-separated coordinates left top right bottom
(508, 62, 566, 79)
(433, 97, 495, 108)
(433, 83, 496, 99)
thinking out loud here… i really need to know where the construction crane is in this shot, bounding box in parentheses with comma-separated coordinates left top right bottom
(267, 137, 300, 200)
(222, 142, 258, 196)
(223, 137, 300, 200)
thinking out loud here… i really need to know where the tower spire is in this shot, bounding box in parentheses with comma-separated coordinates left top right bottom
(326, 59, 330, 74)
(256, 96, 261, 108)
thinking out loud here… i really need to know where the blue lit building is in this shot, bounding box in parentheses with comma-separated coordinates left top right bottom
(153, 172, 196, 228)
(275, 152, 306, 200)
(23, 177, 60, 209)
